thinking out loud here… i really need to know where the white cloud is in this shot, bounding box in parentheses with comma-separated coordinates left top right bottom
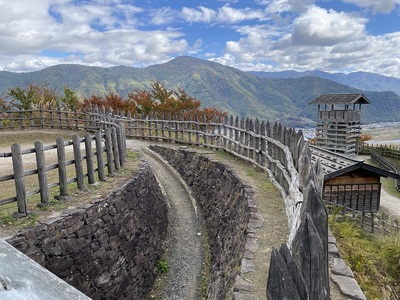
(151, 7, 178, 25)
(0, 0, 399, 78)
(290, 6, 367, 46)
(0, 0, 192, 71)
(342, 0, 400, 14)
(264, 0, 315, 13)
(215, 4, 400, 77)
(182, 6, 217, 23)
(217, 5, 266, 23)
(181, 5, 265, 24)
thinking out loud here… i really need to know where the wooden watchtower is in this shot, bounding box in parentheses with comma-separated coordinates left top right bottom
(309, 94, 370, 156)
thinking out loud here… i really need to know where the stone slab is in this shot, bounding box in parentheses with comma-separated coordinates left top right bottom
(0, 240, 90, 300)
(331, 258, 354, 278)
(331, 274, 367, 300)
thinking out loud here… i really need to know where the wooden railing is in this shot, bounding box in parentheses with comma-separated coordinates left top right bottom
(359, 143, 400, 159)
(121, 113, 304, 203)
(371, 151, 400, 191)
(0, 106, 126, 217)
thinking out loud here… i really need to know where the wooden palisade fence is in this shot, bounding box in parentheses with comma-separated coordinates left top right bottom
(0, 105, 126, 217)
(1, 105, 398, 233)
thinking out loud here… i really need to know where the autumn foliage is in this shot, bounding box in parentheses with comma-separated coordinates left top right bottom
(3, 81, 226, 121)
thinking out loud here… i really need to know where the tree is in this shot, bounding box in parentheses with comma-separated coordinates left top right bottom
(80, 92, 137, 114)
(0, 96, 10, 110)
(60, 86, 79, 110)
(359, 133, 372, 144)
(128, 81, 227, 122)
(8, 83, 58, 109)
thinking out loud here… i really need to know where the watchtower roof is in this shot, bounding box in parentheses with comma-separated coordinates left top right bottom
(309, 93, 370, 105)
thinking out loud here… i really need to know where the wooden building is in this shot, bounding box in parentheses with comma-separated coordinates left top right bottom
(309, 94, 370, 156)
(311, 145, 400, 213)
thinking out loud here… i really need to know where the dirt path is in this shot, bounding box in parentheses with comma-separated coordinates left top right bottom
(127, 141, 205, 300)
(380, 188, 400, 217)
(127, 140, 345, 299)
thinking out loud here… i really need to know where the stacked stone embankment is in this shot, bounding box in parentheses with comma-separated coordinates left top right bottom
(150, 145, 251, 299)
(7, 163, 168, 300)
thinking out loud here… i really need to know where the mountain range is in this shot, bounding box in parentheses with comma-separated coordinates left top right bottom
(1, 56, 400, 127)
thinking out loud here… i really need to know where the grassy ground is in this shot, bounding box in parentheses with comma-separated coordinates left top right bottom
(329, 215, 400, 299)
(331, 125, 400, 299)
(0, 129, 140, 237)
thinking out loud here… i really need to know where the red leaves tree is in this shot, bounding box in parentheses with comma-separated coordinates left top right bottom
(128, 81, 226, 121)
(80, 92, 137, 114)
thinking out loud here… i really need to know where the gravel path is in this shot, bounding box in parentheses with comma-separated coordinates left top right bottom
(128, 140, 205, 300)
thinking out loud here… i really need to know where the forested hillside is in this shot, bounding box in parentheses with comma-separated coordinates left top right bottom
(1, 56, 400, 127)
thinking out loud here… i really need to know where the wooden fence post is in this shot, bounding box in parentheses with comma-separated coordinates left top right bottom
(202, 114, 208, 146)
(127, 111, 133, 138)
(56, 137, 69, 200)
(210, 115, 216, 147)
(74, 107, 79, 130)
(239, 117, 245, 155)
(188, 114, 192, 144)
(112, 127, 121, 171)
(174, 114, 179, 141)
(105, 128, 115, 175)
(85, 133, 96, 185)
(195, 114, 200, 145)
(11, 143, 27, 217)
(50, 105, 54, 128)
(39, 103, 44, 128)
(73, 134, 84, 190)
(95, 131, 105, 181)
(29, 104, 34, 128)
(141, 113, 145, 138)
(180, 113, 184, 143)
(246, 118, 251, 159)
(116, 124, 124, 167)
(35, 141, 49, 206)
(228, 116, 233, 150)
(168, 113, 172, 142)
(234, 116, 240, 153)
(57, 102, 62, 129)
(121, 121, 126, 160)
(148, 113, 153, 140)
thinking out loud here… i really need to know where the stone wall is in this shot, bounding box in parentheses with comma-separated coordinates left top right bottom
(7, 163, 168, 300)
(150, 145, 250, 300)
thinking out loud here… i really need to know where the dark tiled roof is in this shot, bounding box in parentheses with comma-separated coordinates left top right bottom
(309, 94, 371, 105)
(310, 145, 400, 180)
(310, 145, 361, 177)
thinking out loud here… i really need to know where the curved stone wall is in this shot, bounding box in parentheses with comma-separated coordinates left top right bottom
(7, 163, 168, 300)
(150, 145, 251, 299)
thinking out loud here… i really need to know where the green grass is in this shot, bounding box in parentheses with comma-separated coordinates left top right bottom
(329, 215, 400, 299)
(365, 158, 400, 198)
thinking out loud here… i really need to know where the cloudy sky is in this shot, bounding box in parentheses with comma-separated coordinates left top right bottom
(1, 0, 399, 77)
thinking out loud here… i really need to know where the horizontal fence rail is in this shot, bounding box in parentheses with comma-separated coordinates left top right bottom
(2, 106, 398, 233)
(122, 112, 304, 202)
(360, 143, 400, 159)
(370, 151, 400, 192)
(0, 106, 126, 217)
(1, 106, 306, 230)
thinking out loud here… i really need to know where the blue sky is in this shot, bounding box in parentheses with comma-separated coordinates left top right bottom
(0, 0, 399, 78)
